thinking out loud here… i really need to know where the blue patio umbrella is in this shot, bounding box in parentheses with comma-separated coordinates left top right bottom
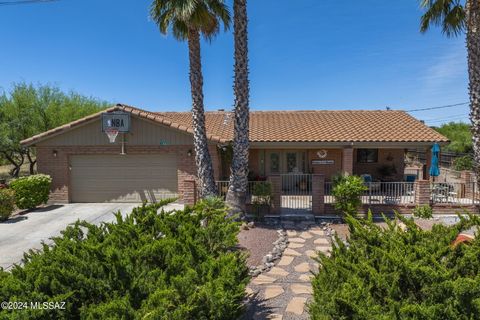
(429, 143, 440, 180)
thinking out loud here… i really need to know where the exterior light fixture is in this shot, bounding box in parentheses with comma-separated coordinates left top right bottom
(187, 149, 192, 157)
(53, 150, 58, 158)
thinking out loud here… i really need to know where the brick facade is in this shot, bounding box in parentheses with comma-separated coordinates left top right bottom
(37, 144, 220, 203)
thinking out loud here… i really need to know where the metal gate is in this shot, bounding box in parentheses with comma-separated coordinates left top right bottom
(280, 174, 312, 214)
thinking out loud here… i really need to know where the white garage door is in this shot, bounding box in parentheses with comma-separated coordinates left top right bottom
(70, 154, 178, 203)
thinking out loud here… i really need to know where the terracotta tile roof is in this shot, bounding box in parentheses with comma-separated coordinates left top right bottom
(21, 104, 448, 146)
(159, 110, 448, 143)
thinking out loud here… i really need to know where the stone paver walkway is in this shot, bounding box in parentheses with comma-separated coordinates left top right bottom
(244, 221, 332, 320)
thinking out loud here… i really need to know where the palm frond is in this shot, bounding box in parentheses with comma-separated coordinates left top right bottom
(419, 0, 466, 37)
(150, 0, 230, 41)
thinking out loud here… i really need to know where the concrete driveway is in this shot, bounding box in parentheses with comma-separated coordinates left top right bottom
(0, 202, 184, 270)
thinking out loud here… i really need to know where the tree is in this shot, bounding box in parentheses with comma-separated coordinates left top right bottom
(150, 0, 230, 198)
(0, 83, 108, 177)
(420, 0, 480, 185)
(435, 121, 473, 153)
(225, 0, 250, 216)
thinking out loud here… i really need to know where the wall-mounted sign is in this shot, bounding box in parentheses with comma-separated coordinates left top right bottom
(312, 159, 334, 165)
(102, 112, 131, 133)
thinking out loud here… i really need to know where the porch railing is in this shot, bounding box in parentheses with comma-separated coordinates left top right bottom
(325, 181, 415, 205)
(431, 182, 477, 205)
(216, 181, 267, 200)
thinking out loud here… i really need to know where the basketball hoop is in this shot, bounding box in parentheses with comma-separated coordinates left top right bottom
(105, 128, 119, 143)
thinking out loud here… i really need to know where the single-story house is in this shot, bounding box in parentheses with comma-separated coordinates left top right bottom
(21, 104, 448, 204)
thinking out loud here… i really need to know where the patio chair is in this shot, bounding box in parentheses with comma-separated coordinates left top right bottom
(361, 174, 381, 192)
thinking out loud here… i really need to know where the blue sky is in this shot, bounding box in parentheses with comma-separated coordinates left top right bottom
(0, 0, 470, 125)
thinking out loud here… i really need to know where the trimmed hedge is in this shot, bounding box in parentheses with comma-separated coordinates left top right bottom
(0, 198, 249, 319)
(310, 213, 480, 319)
(9, 174, 52, 209)
(0, 189, 15, 221)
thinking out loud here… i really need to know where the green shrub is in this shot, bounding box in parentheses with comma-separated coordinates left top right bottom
(0, 189, 15, 221)
(331, 175, 367, 216)
(0, 198, 249, 319)
(413, 204, 433, 219)
(453, 155, 474, 171)
(310, 213, 480, 320)
(9, 174, 51, 209)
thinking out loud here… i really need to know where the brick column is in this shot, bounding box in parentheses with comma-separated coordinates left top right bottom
(342, 147, 354, 175)
(312, 174, 325, 216)
(424, 148, 432, 180)
(183, 180, 197, 205)
(268, 175, 281, 215)
(414, 180, 431, 206)
(461, 171, 474, 200)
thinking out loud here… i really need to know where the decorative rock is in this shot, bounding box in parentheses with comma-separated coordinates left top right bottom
(246, 287, 254, 296)
(277, 255, 294, 266)
(247, 221, 255, 228)
(294, 262, 310, 273)
(266, 314, 283, 320)
(283, 248, 302, 256)
(266, 267, 289, 277)
(291, 283, 313, 294)
(264, 285, 284, 299)
(285, 297, 307, 315)
(289, 237, 306, 243)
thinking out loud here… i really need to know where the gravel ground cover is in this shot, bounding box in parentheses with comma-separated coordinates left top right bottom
(238, 224, 280, 267)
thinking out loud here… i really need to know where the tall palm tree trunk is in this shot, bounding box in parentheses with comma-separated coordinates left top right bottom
(188, 29, 217, 197)
(467, 0, 480, 188)
(226, 0, 250, 215)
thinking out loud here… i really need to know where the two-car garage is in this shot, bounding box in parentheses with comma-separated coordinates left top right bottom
(69, 154, 178, 203)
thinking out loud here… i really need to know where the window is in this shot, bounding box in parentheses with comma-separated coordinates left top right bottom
(357, 149, 378, 163)
(270, 153, 280, 173)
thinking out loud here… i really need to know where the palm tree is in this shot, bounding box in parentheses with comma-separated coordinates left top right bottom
(225, 0, 250, 215)
(150, 0, 230, 197)
(420, 0, 480, 185)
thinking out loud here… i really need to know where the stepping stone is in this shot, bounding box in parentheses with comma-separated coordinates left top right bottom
(283, 248, 302, 256)
(285, 297, 307, 315)
(289, 237, 306, 243)
(314, 238, 329, 245)
(294, 262, 310, 273)
(305, 249, 316, 258)
(278, 255, 294, 266)
(291, 283, 313, 294)
(265, 314, 282, 320)
(288, 242, 304, 249)
(267, 267, 289, 277)
(286, 230, 297, 237)
(264, 285, 284, 299)
(310, 229, 325, 236)
(299, 231, 313, 239)
(252, 274, 276, 285)
(299, 273, 313, 282)
(316, 245, 331, 252)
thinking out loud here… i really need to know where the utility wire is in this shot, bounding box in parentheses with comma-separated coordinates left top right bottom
(0, 0, 59, 6)
(406, 102, 469, 112)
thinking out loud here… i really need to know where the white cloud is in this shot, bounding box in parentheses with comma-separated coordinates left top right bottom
(422, 43, 467, 95)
